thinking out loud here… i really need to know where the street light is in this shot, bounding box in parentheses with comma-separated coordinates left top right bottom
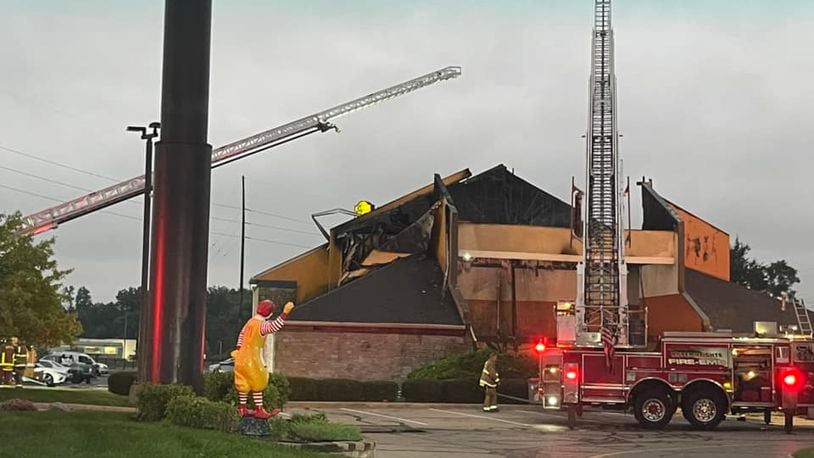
(127, 121, 160, 382)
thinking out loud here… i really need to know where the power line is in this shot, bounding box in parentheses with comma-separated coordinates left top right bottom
(0, 164, 96, 193)
(210, 215, 318, 236)
(0, 144, 120, 182)
(213, 202, 311, 226)
(211, 231, 312, 249)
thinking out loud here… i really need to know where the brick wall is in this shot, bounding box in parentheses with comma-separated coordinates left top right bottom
(273, 328, 469, 381)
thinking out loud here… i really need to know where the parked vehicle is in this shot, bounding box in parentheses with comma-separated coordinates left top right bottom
(41, 351, 108, 376)
(34, 361, 69, 387)
(208, 357, 234, 373)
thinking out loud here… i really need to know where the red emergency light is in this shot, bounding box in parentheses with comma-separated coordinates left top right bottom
(780, 367, 803, 391)
(535, 342, 546, 353)
(565, 369, 578, 381)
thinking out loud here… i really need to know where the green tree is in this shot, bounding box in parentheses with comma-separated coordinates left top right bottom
(730, 238, 799, 297)
(0, 213, 82, 346)
(205, 287, 244, 360)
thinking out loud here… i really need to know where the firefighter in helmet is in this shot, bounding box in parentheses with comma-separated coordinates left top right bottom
(12, 338, 27, 387)
(0, 339, 15, 385)
(479, 352, 500, 412)
(232, 299, 294, 419)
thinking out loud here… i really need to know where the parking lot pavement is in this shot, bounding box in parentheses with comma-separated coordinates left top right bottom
(287, 405, 814, 458)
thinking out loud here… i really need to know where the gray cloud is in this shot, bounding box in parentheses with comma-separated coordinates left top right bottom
(1, 1, 812, 303)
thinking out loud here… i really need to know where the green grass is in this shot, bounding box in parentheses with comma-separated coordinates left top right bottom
(795, 449, 814, 458)
(289, 422, 362, 442)
(270, 415, 362, 442)
(0, 411, 320, 457)
(0, 387, 130, 407)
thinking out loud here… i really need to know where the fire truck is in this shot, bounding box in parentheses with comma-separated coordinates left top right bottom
(534, 0, 814, 433)
(535, 331, 814, 432)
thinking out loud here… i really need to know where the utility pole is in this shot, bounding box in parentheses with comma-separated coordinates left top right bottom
(239, 175, 246, 322)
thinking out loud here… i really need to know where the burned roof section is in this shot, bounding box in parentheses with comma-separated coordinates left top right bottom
(685, 269, 807, 334)
(640, 181, 681, 231)
(447, 165, 571, 227)
(287, 254, 463, 325)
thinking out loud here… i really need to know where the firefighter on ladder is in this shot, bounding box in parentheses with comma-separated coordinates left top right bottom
(479, 352, 500, 412)
(232, 299, 294, 419)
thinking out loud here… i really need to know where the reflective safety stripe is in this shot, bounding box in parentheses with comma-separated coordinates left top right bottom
(479, 380, 497, 388)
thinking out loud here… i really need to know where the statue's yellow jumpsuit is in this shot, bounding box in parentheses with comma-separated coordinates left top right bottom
(232, 300, 292, 418)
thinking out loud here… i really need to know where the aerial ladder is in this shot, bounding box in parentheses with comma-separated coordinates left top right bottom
(17, 66, 462, 236)
(573, 0, 630, 348)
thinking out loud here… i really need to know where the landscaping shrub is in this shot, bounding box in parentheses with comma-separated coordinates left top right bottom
(136, 383, 194, 421)
(287, 377, 397, 401)
(0, 399, 37, 411)
(407, 349, 536, 381)
(316, 378, 364, 402)
(166, 395, 238, 432)
(108, 371, 137, 396)
(499, 378, 531, 404)
(360, 380, 398, 402)
(402, 378, 531, 404)
(440, 378, 483, 403)
(203, 372, 232, 403)
(204, 371, 290, 409)
(287, 377, 319, 401)
(401, 379, 443, 402)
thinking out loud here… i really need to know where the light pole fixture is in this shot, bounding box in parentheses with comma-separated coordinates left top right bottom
(127, 121, 160, 383)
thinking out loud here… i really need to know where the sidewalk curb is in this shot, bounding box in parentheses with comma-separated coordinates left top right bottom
(33, 402, 136, 413)
(287, 401, 536, 410)
(276, 440, 375, 457)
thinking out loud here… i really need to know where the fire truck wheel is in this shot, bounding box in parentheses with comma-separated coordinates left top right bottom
(683, 389, 726, 430)
(633, 388, 673, 430)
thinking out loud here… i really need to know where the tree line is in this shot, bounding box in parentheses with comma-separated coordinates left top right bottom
(69, 285, 251, 361)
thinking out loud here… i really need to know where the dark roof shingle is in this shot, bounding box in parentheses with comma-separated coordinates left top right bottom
(686, 269, 806, 333)
(288, 254, 463, 325)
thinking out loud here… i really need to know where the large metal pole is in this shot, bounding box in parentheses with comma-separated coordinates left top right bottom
(149, 0, 212, 391)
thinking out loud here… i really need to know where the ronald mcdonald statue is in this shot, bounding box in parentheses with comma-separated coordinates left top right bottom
(232, 299, 294, 418)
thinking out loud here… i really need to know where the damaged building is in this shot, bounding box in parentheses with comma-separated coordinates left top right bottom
(250, 165, 811, 381)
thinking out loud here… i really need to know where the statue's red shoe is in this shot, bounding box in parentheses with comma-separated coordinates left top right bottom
(254, 407, 280, 419)
(238, 405, 255, 417)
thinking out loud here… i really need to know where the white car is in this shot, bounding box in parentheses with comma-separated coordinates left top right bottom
(208, 358, 234, 373)
(34, 360, 69, 386)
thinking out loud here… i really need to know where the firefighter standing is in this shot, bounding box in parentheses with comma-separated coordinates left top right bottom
(12, 338, 27, 387)
(479, 352, 500, 412)
(0, 339, 15, 386)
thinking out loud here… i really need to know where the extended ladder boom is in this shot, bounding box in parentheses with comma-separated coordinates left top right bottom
(575, 0, 629, 347)
(18, 66, 462, 236)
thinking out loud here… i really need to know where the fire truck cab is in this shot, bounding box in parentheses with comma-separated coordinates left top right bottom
(537, 331, 814, 432)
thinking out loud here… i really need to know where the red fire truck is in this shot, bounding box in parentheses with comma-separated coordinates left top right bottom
(535, 331, 814, 432)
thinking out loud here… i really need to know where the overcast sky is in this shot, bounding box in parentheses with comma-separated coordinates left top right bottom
(1, 0, 812, 304)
